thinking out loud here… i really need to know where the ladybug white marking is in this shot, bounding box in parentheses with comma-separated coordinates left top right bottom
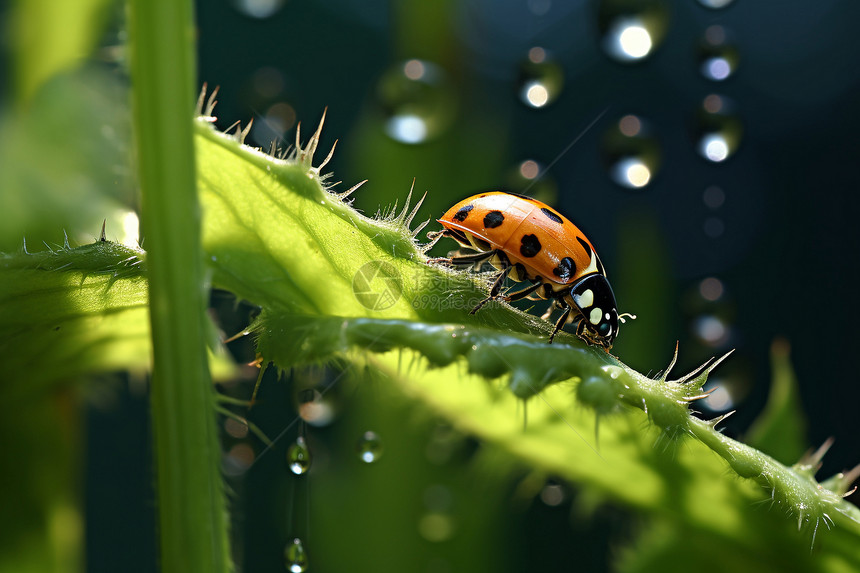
(589, 308, 603, 325)
(574, 289, 594, 309)
(582, 253, 599, 276)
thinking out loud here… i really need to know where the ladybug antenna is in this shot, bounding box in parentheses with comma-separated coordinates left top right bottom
(618, 312, 637, 323)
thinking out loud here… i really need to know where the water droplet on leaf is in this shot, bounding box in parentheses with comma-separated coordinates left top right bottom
(695, 95, 742, 163)
(287, 436, 311, 475)
(377, 60, 455, 144)
(698, 25, 739, 81)
(504, 159, 557, 204)
(284, 537, 308, 572)
(517, 47, 563, 108)
(601, 115, 661, 189)
(357, 431, 383, 463)
(598, 0, 669, 62)
(232, 0, 284, 19)
(697, 0, 734, 9)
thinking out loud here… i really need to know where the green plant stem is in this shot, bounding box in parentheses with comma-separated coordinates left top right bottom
(129, 0, 230, 571)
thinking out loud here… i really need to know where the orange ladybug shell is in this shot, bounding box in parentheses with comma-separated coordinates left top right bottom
(437, 192, 605, 285)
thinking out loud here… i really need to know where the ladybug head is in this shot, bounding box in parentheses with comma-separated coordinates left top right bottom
(566, 274, 621, 349)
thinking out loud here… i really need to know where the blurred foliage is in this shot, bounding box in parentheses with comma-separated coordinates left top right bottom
(7, 0, 115, 104)
(0, 67, 134, 252)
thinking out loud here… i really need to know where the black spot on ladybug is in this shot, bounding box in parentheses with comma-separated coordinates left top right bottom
(552, 257, 576, 281)
(577, 237, 592, 255)
(520, 234, 542, 258)
(453, 205, 474, 222)
(540, 207, 563, 225)
(483, 210, 505, 228)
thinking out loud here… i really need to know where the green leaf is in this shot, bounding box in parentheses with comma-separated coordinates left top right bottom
(745, 338, 808, 464)
(194, 111, 860, 567)
(0, 68, 135, 252)
(8, 0, 116, 104)
(0, 239, 149, 399)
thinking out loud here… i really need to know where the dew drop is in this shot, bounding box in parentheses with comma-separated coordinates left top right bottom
(356, 430, 384, 463)
(601, 115, 661, 189)
(692, 314, 730, 346)
(517, 47, 563, 108)
(540, 482, 567, 506)
(296, 387, 337, 427)
(222, 443, 255, 478)
(598, 0, 669, 63)
(287, 436, 311, 475)
(504, 159, 557, 205)
(697, 0, 735, 9)
(695, 95, 742, 163)
(698, 277, 725, 302)
(263, 102, 297, 137)
(284, 537, 308, 573)
(702, 383, 734, 411)
(224, 417, 249, 439)
(601, 365, 624, 379)
(232, 0, 284, 19)
(377, 59, 455, 144)
(698, 25, 739, 81)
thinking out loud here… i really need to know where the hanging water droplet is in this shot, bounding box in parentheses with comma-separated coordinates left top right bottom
(287, 436, 311, 475)
(698, 277, 725, 302)
(517, 47, 563, 108)
(692, 314, 730, 346)
(540, 482, 567, 506)
(296, 387, 337, 427)
(377, 59, 455, 144)
(231, 0, 284, 19)
(222, 443, 256, 478)
(702, 382, 733, 411)
(601, 114, 661, 189)
(224, 416, 249, 439)
(284, 537, 308, 572)
(356, 431, 384, 463)
(682, 277, 734, 339)
(598, 0, 669, 63)
(698, 25, 739, 81)
(504, 159, 557, 205)
(697, 0, 735, 9)
(695, 95, 742, 163)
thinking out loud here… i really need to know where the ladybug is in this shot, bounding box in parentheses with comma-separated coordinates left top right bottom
(428, 191, 634, 348)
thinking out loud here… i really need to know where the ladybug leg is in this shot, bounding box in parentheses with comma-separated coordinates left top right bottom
(502, 280, 543, 302)
(548, 304, 572, 343)
(470, 265, 511, 314)
(428, 249, 500, 267)
(541, 299, 558, 321)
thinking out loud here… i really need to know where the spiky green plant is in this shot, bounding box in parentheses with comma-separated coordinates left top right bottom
(4, 95, 859, 571)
